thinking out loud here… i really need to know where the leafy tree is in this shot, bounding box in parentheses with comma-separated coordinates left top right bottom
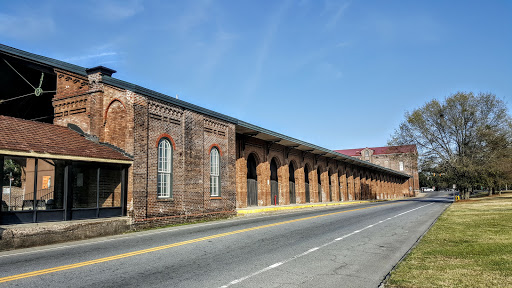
(2, 159, 22, 187)
(390, 92, 512, 199)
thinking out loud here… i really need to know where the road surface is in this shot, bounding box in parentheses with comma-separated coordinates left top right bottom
(0, 192, 451, 287)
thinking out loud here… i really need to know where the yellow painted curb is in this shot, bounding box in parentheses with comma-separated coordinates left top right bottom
(237, 200, 386, 215)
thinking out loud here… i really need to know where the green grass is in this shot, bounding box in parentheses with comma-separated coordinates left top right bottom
(386, 193, 512, 288)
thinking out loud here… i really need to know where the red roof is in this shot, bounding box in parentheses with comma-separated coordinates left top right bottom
(335, 145, 417, 156)
(0, 115, 132, 162)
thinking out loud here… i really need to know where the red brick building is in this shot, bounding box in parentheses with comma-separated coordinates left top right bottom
(0, 44, 414, 226)
(335, 145, 420, 194)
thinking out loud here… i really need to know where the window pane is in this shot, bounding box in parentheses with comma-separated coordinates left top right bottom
(210, 148, 219, 176)
(2, 156, 32, 211)
(36, 159, 65, 210)
(210, 148, 220, 196)
(210, 175, 219, 196)
(157, 139, 173, 198)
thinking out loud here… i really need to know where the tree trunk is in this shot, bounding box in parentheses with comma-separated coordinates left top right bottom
(488, 188, 493, 196)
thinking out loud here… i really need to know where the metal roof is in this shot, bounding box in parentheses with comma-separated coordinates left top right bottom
(0, 43, 409, 178)
(0, 43, 238, 125)
(236, 121, 410, 178)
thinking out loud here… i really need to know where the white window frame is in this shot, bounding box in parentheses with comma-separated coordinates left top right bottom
(399, 161, 404, 171)
(210, 147, 220, 196)
(157, 139, 173, 198)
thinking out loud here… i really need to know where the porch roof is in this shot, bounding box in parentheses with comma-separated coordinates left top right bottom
(0, 115, 132, 164)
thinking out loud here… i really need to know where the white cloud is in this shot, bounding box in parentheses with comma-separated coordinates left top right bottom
(336, 41, 350, 48)
(61, 42, 123, 67)
(92, 0, 144, 21)
(325, 1, 350, 28)
(320, 62, 343, 79)
(176, 0, 213, 34)
(244, 0, 292, 98)
(0, 13, 55, 40)
(200, 30, 237, 79)
(64, 52, 118, 62)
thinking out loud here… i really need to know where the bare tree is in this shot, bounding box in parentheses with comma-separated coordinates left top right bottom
(389, 92, 512, 199)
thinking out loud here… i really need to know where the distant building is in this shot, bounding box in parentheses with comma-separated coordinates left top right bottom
(335, 145, 420, 193)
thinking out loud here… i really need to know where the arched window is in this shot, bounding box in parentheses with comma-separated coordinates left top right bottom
(157, 139, 173, 198)
(210, 147, 220, 196)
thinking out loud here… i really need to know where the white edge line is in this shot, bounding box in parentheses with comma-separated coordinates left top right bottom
(218, 203, 434, 288)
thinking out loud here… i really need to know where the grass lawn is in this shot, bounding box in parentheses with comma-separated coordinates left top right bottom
(386, 192, 512, 288)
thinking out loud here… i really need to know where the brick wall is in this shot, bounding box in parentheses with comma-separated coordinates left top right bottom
(131, 98, 237, 227)
(235, 135, 411, 208)
(50, 67, 412, 227)
(352, 150, 420, 193)
(52, 69, 236, 227)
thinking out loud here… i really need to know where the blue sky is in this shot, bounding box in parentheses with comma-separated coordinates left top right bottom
(1, 0, 511, 150)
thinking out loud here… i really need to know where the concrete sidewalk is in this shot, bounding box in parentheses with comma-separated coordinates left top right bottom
(236, 200, 382, 215)
(237, 192, 425, 215)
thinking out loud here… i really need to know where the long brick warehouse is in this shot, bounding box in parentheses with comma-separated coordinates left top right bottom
(0, 44, 415, 227)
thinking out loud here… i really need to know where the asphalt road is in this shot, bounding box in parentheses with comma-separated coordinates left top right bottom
(0, 192, 452, 288)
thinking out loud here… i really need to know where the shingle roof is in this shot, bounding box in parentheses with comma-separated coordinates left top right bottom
(335, 145, 417, 157)
(0, 115, 132, 163)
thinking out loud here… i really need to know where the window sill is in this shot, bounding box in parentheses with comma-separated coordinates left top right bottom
(157, 198, 174, 202)
(210, 197, 222, 200)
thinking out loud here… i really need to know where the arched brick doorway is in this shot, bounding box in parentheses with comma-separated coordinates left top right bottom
(247, 153, 258, 206)
(328, 168, 333, 202)
(289, 161, 296, 204)
(270, 158, 279, 205)
(317, 167, 322, 202)
(304, 164, 311, 203)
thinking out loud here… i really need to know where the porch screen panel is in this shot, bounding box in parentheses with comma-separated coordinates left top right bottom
(1, 156, 32, 211)
(99, 167, 122, 207)
(72, 163, 97, 208)
(36, 159, 65, 210)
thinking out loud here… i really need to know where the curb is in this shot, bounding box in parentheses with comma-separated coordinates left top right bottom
(237, 200, 385, 215)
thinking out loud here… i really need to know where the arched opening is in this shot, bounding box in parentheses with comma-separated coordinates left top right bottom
(104, 100, 127, 150)
(247, 153, 258, 206)
(157, 138, 173, 198)
(317, 167, 322, 202)
(328, 168, 333, 202)
(270, 158, 279, 205)
(210, 147, 220, 197)
(362, 171, 367, 199)
(289, 161, 296, 204)
(304, 164, 310, 203)
(338, 168, 344, 201)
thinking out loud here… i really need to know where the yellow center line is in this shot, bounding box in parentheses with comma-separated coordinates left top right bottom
(0, 202, 398, 283)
